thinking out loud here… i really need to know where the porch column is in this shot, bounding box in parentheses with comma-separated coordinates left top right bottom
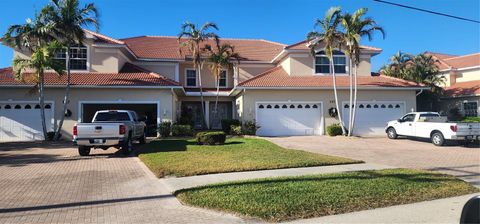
(205, 101, 210, 129)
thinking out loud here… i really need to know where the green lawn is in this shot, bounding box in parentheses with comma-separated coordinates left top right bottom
(176, 169, 478, 222)
(136, 137, 360, 177)
(463, 117, 480, 122)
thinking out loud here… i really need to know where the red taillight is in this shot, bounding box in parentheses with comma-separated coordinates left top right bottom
(119, 124, 126, 135)
(450, 125, 457, 132)
(73, 125, 77, 136)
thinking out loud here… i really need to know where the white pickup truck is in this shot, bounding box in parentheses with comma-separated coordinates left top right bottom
(73, 110, 147, 156)
(386, 112, 480, 146)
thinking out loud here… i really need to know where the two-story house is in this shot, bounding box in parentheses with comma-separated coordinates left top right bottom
(0, 30, 426, 142)
(428, 52, 480, 117)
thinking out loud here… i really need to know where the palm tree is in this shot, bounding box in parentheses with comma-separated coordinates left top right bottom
(340, 8, 385, 136)
(204, 42, 241, 128)
(380, 51, 412, 78)
(12, 41, 65, 140)
(3, 14, 59, 140)
(178, 22, 219, 129)
(41, 0, 99, 140)
(307, 6, 347, 135)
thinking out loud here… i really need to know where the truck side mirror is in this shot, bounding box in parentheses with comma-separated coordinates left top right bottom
(397, 119, 403, 122)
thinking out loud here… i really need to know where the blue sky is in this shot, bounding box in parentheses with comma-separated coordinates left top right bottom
(0, 0, 479, 71)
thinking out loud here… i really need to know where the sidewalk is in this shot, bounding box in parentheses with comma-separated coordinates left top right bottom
(286, 193, 478, 224)
(160, 163, 393, 192)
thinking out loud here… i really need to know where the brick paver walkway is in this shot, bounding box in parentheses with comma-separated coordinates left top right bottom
(0, 142, 244, 223)
(266, 136, 480, 186)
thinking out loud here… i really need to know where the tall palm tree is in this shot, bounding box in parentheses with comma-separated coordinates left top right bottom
(380, 51, 412, 78)
(178, 22, 219, 129)
(205, 42, 241, 128)
(41, 0, 99, 140)
(12, 41, 65, 140)
(341, 8, 385, 136)
(307, 6, 347, 135)
(3, 14, 59, 140)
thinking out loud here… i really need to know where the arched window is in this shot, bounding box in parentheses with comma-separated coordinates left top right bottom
(312, 104, 318, 108)
(381, 104, 386, 108)
(282, 105, 288, 109)
(297, 105, 303, 109)
(344, 104, 349, 108)
(259, 105, 264, 109)
(305, 104, 311, 108)
(266, 105, 272, 109)
(373, 104, 379, 108)
(395, 104, 401, 108)
(290, 105, 295, 108)
(25, 105, 32, 109)
(4, 105, 11, 109)
(366, 104, 371, 108)
(315, 50, 347, 74)
(274, 105, 280, 109)
(14, 105, 22, 109)
(45, 104, 52, 109)
(388, 104, 393, 108)
(35, 104, 41, 109)
(359, 104, 364, 108)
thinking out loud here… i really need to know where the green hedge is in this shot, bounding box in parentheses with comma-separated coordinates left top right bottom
(172, 124, 193, 136)
(327, 123, 343, 136)
(242, 120, 259, 135)
(196, 131, 226, 145)
(158, 121, 171, 137)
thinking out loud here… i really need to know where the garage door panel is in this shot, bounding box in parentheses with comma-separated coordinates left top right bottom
(0, 102, 54, 142)
(256, 102, 323, 136)
(342, 101, 404, 136)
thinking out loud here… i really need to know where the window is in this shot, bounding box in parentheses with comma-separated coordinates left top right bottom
(218, 70, 227, 87)
(185, 69, 197, 87)
(463, 102, 478, 117)
(315, 50, 347, 74)
(401, 114, 416, 122)
(419, 113, 440, 119)
(54, 45, 88, 70)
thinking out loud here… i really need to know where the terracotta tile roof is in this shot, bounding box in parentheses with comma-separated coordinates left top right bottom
(285, 40, 382, 52)
(84, 30, 125, 45)
(0, 66, 180, 87)
(238, 66, 423, 88)
(444, 80, 480, 97)
(427, 52, 480, 70)
(121, 36, 285, 61)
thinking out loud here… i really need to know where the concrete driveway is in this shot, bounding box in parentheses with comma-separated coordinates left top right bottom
(266, 136, 480, 186)
(0, 142, 243, 223)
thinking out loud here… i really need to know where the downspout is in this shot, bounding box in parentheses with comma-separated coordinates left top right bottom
(171, 88, 175, 123)
(416, 89, 424, 96)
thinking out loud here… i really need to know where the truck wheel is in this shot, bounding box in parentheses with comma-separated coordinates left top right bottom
(431, 132, 445, 146)
(78, 146, 91, 156)
(139, 131, 146, 145)
(121, 137, 133, 155)
(387, 127, 398, 139)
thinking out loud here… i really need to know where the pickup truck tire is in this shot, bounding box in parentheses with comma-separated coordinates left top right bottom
(431, 132, 445, 146)
(121, 136, 133, 155)
(387, 127, 398, 139)
(139, 131, 146, 145)
(78, 146, 91, 156)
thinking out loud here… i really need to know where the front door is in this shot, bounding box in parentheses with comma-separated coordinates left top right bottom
(181, 102, 204, 129)
(209, 102, 232, 129)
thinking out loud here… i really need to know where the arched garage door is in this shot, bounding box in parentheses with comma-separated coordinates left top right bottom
(256, 102, 323, 136)
(0, 101, 54, 142)
(342, 101, 405, 136)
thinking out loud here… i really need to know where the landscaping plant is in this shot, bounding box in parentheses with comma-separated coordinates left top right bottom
(221, 119, 240, 134)
(158, 121, 172, 137)
(196, 131, 226, 145)
(242, 120, 259, 135)
(230, 125, 242, 135)
(326, 123, 343, 136)
(171, 124, 193, 137)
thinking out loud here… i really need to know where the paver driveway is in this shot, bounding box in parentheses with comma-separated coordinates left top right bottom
(266, 136, 480, 186)
(0, 142, 244, 224)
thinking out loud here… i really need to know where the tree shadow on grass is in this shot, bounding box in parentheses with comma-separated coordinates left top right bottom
(175, 170, 461, 194)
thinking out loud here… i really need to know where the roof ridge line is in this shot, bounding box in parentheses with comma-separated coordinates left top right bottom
(84, 29, 124, 45)
(443, 52, 480, 60)
(128, 35, 286, 45)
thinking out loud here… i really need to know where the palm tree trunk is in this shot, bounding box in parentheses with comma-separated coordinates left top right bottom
(330, 59, 346, 135)
(214, 76, 220, 129)
(348, 58, 353, 136)
(39, 73, 48, 141)
(351, 63, 359, 136)
(197, 64, 207, 129)
(55, 46, 70, 140)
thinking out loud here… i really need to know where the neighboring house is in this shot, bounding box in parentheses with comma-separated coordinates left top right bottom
(0, 30, 426, 142)
(428, 52, 480, 117)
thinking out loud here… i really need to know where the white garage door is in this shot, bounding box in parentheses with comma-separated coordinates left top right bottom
(0, 102, 54, 142)
(342, 101, 405, 136)
(256, 102, 323, 136)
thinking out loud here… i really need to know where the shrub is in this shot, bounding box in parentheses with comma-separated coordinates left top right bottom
(447, 108, 464, 121)
(45, 131, 56, 141)
(196, 131, 226, 145)
(327, 123, 343, 136)
(158, 121, 171, 137)
(171, 124, 193, 136)
(230, 125, 242, 135)
(242, 120, 259, 135)
(221, 119, 241, 134)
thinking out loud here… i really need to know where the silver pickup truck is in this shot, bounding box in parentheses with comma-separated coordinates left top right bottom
(73, 110, 147, 156)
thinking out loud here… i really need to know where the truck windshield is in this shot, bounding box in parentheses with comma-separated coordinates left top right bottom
(94, 112, 130, 122)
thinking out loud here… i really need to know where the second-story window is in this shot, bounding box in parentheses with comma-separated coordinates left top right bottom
(54, 45, 88, 70)
(218, 70, 227, 87)
(315, 50, 347, 74)
(185, 69, 197, 87)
